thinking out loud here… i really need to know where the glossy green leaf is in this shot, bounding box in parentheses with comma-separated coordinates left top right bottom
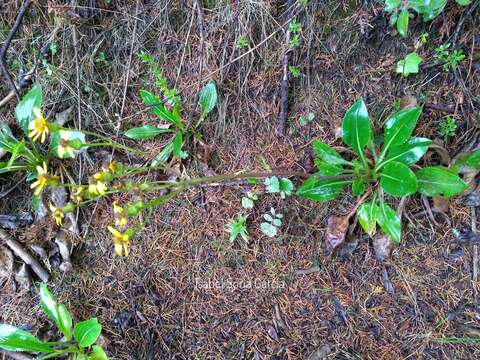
(172, 132, 188, 159)
(296, 177, 351, 202)
(342, 98, 372, 156)
(464, 149, 480, 169)
(140, 90, 183, 130)
(39, 284, 59, 328)
(124, 125, 171, 140)
(416, 166, 467, 197)
(314, 160, 344, 176)
(0, 324, 54, 353)
(455, 0, 471, 6)
(90, 345, 108, 360)
(352, 179, 365, 196)
(198, 81, 218, 119)
(377, 201, 401, 244)
(380, 161, 418, 196)
(385, 137, 431, 165)
(396, 9, 409, 37)
(74, 318, 102, 348)
(357, 201, 378, 236)
(312, 140, 350, 166)
(385, 0, 401, 12)
(382, 106, 422, 154)
(57, 304, 73, 340)
(0, 123, 17, 152)
(15, 84, 42, 133)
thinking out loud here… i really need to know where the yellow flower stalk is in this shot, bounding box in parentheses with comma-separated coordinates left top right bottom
(48, 204, 64, 226)
(30, 162, 49, 195)
(29, 107, 49, 143)
(107, 226, 131, 257)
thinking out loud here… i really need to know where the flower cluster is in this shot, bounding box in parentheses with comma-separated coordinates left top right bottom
(30, 162, 59, 195)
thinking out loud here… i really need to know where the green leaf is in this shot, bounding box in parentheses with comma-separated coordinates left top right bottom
(352, 179, 365, 196)
(265, 176, 280, 193)
(382, 106, 422, 155)
(342, 98, 372, 156)
(151, 142, 174, 166)
(455, 0, 471, 5)
(0, 324, 54, 353)
(15, 84, 42, 133)
(74, 318, 102, 348)
(385, 0, 401, 12)
(198, 81, 218, 119)
(357, 201, 378, 236)
(416, 166, 467, 197)
(90, 345, 108, 360)
(380, 161, 418, 196)
(464, 149, 480, 169)
(279, 178, 294, 198)
(312, 140, 350, 166)
(57, 304, 73, 340)
(396, 9, 409, 37)
(39, 283, 60, 327)
(140, 90, 184, 131)
(172, 132, 188, 159)
(314, 160, 344, 176)
(124, 125, 171, 140)
(384, 137, 431, 165)
(296, 177, 351, 202)
(377, 201, 401, 244)
(7, 140, 26, 167)
(396, 52, 423, 76)
(260, 222, 277, 237)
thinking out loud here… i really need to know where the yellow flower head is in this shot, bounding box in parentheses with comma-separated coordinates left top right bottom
(112, 201, 127, 227)
(57, 131, 77, 159)
(107, 226, 131, 257)
(48, 203, 64, 226)
(88, 181, 107, 196)
(107, 161, 117, 173)
(30, 162, 49, 195)
(29, 108, 49, 143)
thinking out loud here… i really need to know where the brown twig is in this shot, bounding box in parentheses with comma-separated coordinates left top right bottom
(278, 0, 295, 136)
(0, 229, 49, 282)
(0, 0, 32, 101)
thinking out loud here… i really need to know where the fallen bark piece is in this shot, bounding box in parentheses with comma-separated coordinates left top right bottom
(15, 264, 32, 290)
(324, 216, 350, 254)
(0, 229, 49, 282)
(0, 245, 14, 278)
(373, 234, 394, 262)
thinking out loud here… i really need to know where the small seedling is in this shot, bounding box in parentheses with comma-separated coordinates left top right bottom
(289, 65, 301, 78)
(434, 43, 466, 72)
(438, 116, 457, 142)
(0, 284, 108, 359)
(241, 191, 258, 209)
(288, 19, 302, 48)
(299, 112, 315, 126)
(236, 35, 249, 49)
(396, 52, 422, 77)
(226, 214, 249, 243)
(265, 176, 294, 199)
(260, 208, 283, 238)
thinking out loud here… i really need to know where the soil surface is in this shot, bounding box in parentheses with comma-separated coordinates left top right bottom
(1, 1, 480, 359)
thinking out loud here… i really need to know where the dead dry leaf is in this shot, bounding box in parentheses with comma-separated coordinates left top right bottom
(432, 195, 449, 213)
(400, 95, 418, 110)
(15, 264, 31, 290)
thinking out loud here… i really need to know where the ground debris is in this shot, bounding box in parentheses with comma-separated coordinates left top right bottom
(307, 343, 333, 360)
(0, 245, 14, 278)
(15, 264, 31, 290)
(0, 213, 34, 230)
(373, 234, 394, 261)
(454, 226, 480, 245)
(324, 216, 350, 255)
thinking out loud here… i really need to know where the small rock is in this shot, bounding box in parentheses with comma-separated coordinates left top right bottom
(373, 234, 394, 261)
(308, 343, 333, 360)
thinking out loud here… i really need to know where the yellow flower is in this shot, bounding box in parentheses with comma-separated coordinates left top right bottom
(107, 226, 131, 257)
(48, 203, 64, 226)
(112, 201, 127, 226)
(57, 131, 77, 159)
(107, 161, 117, 173)
(88, 181, 107, 196)
(29, 108, 49, 143)
(71, 185, 85, 203)
(30, 162, 49, 195)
